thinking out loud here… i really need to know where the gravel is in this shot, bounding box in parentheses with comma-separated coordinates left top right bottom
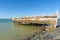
(25, 27, 60, 40)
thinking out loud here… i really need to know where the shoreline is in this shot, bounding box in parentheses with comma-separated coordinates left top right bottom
(25, 27, 60, 40)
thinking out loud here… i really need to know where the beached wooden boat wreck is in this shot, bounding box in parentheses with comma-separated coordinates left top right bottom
(12, 11, 58, 31)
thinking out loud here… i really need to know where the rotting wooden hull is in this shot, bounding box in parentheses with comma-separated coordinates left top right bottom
(12, 10, 58, 31)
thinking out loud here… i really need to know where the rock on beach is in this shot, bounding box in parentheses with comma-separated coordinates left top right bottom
(25, 27, 60, 40)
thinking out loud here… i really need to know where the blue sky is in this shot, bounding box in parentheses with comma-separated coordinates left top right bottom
(0, 0, 60, 18)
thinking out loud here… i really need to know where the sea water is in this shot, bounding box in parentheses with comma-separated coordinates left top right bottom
(0, 19, 44, 40)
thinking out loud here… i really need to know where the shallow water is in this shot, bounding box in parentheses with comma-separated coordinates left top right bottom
(0, 19, 43, 40)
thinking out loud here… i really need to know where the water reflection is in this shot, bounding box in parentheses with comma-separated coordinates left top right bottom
(0, 22, 43, 40)
(13, 23, 43, 40)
